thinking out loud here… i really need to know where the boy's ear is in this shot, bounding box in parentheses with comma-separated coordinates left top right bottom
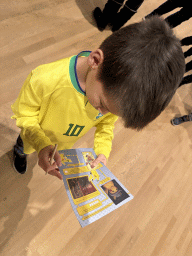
(88, 49, 104, 69)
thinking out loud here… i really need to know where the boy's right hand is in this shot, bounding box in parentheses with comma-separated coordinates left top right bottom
(38, 145, 63, 180)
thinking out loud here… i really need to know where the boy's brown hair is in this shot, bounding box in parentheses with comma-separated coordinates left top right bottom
(98, 16, 185, 130)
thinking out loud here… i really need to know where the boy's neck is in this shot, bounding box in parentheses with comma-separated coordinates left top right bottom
(76, 56, 89, 92)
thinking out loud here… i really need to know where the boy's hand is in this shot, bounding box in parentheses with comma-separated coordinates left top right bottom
(38, 145, 63, 180)
(90, 154, 107, 168)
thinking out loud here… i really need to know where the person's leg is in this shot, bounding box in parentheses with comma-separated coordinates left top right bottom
(165, 7, 192, 28)
(16, 135, 24, 148)
(13, 135, 27, 174)
(93, 0, 124, 31)
(178, 38, 192, 87)
(184, 47, 192, 58)
(127, 0, 145, 10)
(181, 36, 192, 46)
(179, 74, 192, 87)
(146, 0, 180, 18)
(185, 60, 192, 73)
(111, 0, 144, 32)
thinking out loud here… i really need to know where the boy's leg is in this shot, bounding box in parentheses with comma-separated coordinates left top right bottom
(111, 0, 144, 32)
(13, 135, 27, 174)
(171, 113, 192, 126)
(93, 0, 124, 31)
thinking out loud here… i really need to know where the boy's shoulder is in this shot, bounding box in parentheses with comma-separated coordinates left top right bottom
(30, 55, 75, 91)
(32, 55, 72, 78)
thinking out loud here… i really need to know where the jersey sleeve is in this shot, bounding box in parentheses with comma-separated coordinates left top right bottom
(94, 114, 118, 159)
(11, 72, 53, 154)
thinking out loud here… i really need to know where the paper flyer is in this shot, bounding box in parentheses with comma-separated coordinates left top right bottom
(59, 148, 133, 227)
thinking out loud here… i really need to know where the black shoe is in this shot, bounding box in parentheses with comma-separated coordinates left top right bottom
(13, 145, 27, 174)
(171, 114, 192, 126)
(93, 7, 108, 31)
(93, 0, 123, 31)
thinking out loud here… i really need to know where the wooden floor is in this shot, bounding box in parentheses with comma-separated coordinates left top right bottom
(1, 0, 192, 255)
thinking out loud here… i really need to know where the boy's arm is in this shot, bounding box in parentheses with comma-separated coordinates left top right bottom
(94, 114, 118, 160)
(11, 72, 53, 153)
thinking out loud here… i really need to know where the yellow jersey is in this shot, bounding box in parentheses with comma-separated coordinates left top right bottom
(11, 51, 118, 158)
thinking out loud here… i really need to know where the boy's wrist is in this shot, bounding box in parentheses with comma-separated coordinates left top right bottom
(36, 141, 54, 154)
(91, 154, 107, 168)
(38, 145, 63, 180)
(94, 148, 110, 160)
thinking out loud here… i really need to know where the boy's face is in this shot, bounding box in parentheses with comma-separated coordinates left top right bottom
(85, 72, 119, 116)
(85, 50, 120, 116)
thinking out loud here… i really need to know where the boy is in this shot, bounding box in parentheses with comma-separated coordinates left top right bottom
(11, 16, 185, 180)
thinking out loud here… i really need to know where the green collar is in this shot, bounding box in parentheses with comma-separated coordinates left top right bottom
(69, 51, 91, 95)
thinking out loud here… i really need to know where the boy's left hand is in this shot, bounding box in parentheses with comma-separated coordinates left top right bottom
(90, 154, 107, 168)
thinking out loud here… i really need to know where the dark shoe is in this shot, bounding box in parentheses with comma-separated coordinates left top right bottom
(13, 145, 27, 174)
(171, 114, 192, 126)
(93, 7, 108, 31)
(93, 1, 124, 31)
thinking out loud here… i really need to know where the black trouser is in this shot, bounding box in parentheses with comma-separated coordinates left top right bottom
(178, 36, 192, 87)
(146, 0, 185, 17)
(102, 0, 144, 24)
(165, 8, 191, 28)
(15, 135, 26, 155)
(146, 0, 191, 28)
(16, 135, 23, 147)
(179, 74, 192, 87)
(124, 0, 145, 11)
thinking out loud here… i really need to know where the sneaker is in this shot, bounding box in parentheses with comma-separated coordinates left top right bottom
(13, 145, 27, 174)
(171, 114, 192, 126)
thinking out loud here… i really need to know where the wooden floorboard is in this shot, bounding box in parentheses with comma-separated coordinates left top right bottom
(1, 0, 192, 255)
